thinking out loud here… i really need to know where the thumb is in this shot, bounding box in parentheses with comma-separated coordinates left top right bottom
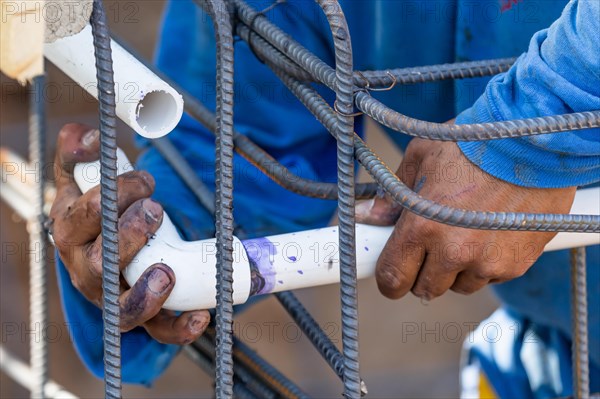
(356, 146, 422, 225)
(355, 189, 401, 226)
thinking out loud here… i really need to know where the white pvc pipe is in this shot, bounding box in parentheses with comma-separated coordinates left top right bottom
(544, 188, 600, 251)
(44, 25, 183, 139)
(73, 150, 600, 311)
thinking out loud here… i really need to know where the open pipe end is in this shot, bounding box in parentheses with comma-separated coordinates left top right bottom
(132, 89, 184, 139)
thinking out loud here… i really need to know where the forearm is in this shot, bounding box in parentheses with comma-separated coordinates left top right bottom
(457, 0, 600, 188)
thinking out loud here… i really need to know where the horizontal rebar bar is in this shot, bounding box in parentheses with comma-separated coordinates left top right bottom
(233, 0, 600, 142)
(356, 57, 516, 88)
(112, 35, 377, 201)
(240, 20, 516, 90)
(273, 68, 599, 233)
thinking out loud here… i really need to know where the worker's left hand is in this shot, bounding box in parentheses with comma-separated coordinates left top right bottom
(356, 138, 577, 300)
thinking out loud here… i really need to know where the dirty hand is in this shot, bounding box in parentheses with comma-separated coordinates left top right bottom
(356, 138, 576, 300)
(49, 123, 209, 344)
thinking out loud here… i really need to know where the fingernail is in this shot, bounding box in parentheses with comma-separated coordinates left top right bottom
(188, 313, 209, 335)
(355, 199, 374, 218)
(138, 170, 155, 187)
(82, 129, 99, 148)
(148, 268, 172, 294)
(142, 199, 162, 222)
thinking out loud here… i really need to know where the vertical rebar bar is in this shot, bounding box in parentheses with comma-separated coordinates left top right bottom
(316, 1, 361, 396)
(28, 74, 48, 399)
(197, 0, 237, 397)
(90, 0, 121, 397)
(571, 247, 590, 399)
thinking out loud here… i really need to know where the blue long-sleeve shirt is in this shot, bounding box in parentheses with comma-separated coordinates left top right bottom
(55, 0, 599, 388)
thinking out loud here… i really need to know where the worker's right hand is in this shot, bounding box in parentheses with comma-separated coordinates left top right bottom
(49, 123, 209, 345)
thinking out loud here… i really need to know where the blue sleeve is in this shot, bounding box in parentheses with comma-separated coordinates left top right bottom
(456, 0, 600, 188)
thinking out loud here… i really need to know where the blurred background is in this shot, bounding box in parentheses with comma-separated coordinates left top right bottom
(1, 1, 498, 397)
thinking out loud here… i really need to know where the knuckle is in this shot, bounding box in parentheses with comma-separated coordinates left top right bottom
(85, 194, 102, 217)
(452, 285, 476, 295)
(440, 261, 461, 274)
(121, 216, 152, 237)
(120, 171, 155, 194)
(51, 229, 68, 249)
(57, 124, 77, 142)
(412, 277, 445, 300)
(473, 265, 498, 281)
(411, 285, 432, 300)
(376, 264, 406, 299)
(504, 265, 529, 280)
(84, 246, 102, 277)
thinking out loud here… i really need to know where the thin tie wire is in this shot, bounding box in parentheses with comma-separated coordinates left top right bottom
(90, 0, 121, 397)
(571, 247, 590, 399)
(28, 74, 48, 399)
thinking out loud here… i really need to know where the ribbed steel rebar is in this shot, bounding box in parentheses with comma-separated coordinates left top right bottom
(356, 57, 516, 88)
(233, 0, 599, 141)
(154, 106, 337, 397)
(273, 69, 599, 233)
(152, 138, 217, 216)
(232, 8, 598, 232)
(28, 74, 48, 399)
(315, 1, 361, 397)
(231, 335, 309, 399)
(239, 14, 515, 90)
(182, 345, 259, 399)
(275, 291, 368, 396)
(90, 0, 121, 397)
(355, 92, 600, 141)
(571, 247, 590, 399)
(194, 335, 276, 399)
(237, 25, 313, 82)
(196, 0, 237, 396)
(112, 34, 376, 201)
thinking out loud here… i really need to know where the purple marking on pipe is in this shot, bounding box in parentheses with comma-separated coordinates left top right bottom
(364, 246, 369, 251)
(278, 280, 284, 284)
(243, 237, 277, 295)
(297, 270, 303, 275)
(288, 256, 297, 262)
